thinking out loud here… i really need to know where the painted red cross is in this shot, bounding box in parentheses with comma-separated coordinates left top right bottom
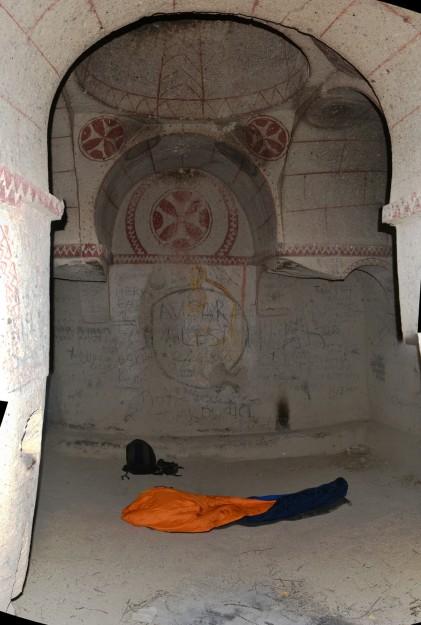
(245, 116, 289, 160)
(150, 189, 212, 250)
(79, 117, 125, 161)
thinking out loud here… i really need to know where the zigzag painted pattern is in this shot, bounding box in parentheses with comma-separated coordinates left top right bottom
(53, 244, 109, 259)
(113, 254, 250, 265)
(53, 243, 393, 263)
(0, 165, 63, 217)
(383, 192, 421, 223)
(277, 243, 392, 257)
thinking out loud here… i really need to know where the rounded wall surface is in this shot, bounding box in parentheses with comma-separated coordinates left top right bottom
(76, 18, 309, 120)
(113, 168, 253, 259)
(96, 133, 276, 259)
(282, 90, 390, 247)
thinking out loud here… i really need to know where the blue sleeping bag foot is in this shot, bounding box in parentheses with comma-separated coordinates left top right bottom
(238, 477, 348, 525)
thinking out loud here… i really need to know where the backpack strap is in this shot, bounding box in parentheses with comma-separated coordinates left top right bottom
(153, 459, 183, 476)
(121, 464, 130, 480)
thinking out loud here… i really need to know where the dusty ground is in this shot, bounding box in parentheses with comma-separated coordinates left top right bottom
(13, 443, 421, 625)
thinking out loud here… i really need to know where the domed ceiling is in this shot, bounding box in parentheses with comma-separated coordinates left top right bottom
(76, 19, 309, 120)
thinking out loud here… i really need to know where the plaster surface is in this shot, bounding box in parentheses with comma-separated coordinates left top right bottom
(13, 442, 421, 625)
(47, 267, 372, 436)
(361, 267, 421, 435)
(0, 197, 62, 610)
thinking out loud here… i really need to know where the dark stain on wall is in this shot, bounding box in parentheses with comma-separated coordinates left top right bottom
(277, 397, 290, 430)
(370, 354, 385, 382)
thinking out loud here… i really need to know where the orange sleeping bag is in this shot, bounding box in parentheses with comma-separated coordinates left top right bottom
(121, 486, 276, 532)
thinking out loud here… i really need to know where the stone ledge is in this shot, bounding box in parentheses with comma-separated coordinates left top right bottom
(43, 419, 370, 461)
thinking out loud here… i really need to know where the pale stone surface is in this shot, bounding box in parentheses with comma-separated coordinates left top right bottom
(0, 197, 61, 611)
(318, 0, 418, 76)
(1, 0, 63, 32)
(30, 0, 103, 75)
(0, 381, 46, 609)
(0, 206, 52, 393)
(390, 110, 421, 204)
(391, 217, 421, 345)
(0, 7, 57, 129)
(92, 0, 176, 32)
(372, 36, 421, 129)
(361, 268, 421, 433)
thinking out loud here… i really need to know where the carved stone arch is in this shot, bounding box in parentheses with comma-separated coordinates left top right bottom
(95, 133, 277, 261)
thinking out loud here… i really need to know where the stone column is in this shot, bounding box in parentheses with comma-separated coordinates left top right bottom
(382, 192, 421, 346)
(0, 165, 63, 611)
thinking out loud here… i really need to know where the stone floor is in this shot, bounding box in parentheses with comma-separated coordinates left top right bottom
(12, 442, 421, 625)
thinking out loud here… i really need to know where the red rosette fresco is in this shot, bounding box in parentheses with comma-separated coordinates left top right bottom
(79, 117, 125, 161)
(150, 189, 213, 251)
(245, 116, 289, 160)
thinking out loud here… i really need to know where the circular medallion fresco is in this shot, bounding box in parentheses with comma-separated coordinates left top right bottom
(79, 117, 125, 161)
(245, 116, 289, 160)
(152, 288, 248, 388)
(125, 171, 239, 257)
(150, 189, 212, 251)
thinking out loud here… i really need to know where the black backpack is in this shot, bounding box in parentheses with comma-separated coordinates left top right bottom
(121, 439, 183, 479)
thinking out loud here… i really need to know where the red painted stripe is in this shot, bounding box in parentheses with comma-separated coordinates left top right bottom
(28, 0, 63, 33)
(391, 103, 421, 129)
(86, 0, 104, 29)
(368, 32, 421, 76)
(319, 0, 358, 38)
(0, 92, 42, 131)
(382, 2, 415, 27)
(83, 66, 306, 103)
(293, 138, 381, 144)
(286, 202, 382, 212)
(285, 169, 386, 177)
(0, 4, 59, 75)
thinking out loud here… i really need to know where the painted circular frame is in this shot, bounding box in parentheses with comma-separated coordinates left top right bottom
(245, 115, 289, 160)
(149, 188, 213, 251)
(79, 116, 125, 161)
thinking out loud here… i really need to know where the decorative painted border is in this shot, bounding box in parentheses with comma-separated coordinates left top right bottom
(216, 182, 239, 257)
(0, 165, 63, 218)
(53, 243, 392, 265)
(126, 182, 148, 255)
(53, 243, 110, 260)
(113, 254, 251, 266)
(382, 192, 421, 224)
(276, 243, 392, 257)
(81, 63, 308, 120)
